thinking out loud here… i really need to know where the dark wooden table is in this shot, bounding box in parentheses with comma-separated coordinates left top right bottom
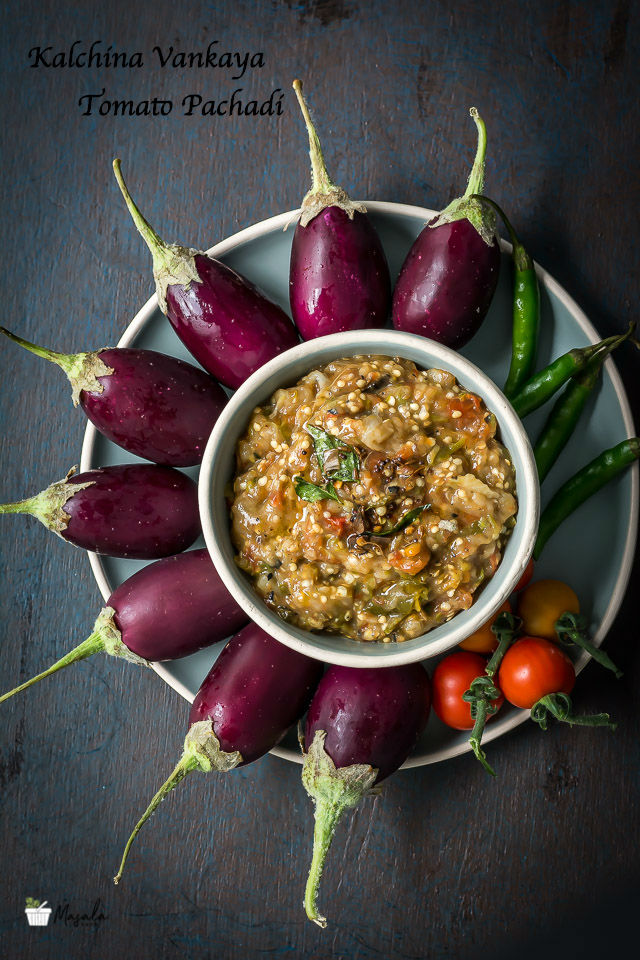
(1, 2, 638, 958)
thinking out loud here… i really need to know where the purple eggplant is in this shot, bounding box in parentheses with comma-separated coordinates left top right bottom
(0, 549, 246, 704)
(302, 663, 431, 926)
(0, 464, 200, 559)
(0, 328, 226, 466)
(393, 108, 500, 348)
(112, 160, 299, 389)
(289, 79, 391, 338)
(113, 622, 323, 883)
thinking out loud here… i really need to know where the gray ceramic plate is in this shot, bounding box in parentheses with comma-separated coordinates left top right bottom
(81, 202, 638, 768)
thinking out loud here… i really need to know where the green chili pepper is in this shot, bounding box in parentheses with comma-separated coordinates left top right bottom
(533, 343, 622, 483)
(472, 196, 539, 399)
(534, 437, 640, 559)
(511, 322, 635, 418)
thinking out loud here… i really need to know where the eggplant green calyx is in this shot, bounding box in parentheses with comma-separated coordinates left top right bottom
(430, 108, 496, 246)
(113, 720, 241, 885)
(292, 79, 366, 227)
(301, 730, 378, 927)
(0, 607, 148, 705)
(0, 326, 114, 406)
(555, 612, 623, 679)
(530, 692, 616, 731)
(0, 466, 94, 536)
(112, 159, 202, 315)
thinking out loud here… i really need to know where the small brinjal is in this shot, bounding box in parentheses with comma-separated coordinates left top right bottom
(112, 160, 299, 388)
(112, 622, 323, 883)
(289, 79, 391, 338)
(0, 549, 247, 704)
(393, 108, 500, 349)
(0, 464, 200, 559)
(0, 327, 226, 466)
(302, 663, 431, 927)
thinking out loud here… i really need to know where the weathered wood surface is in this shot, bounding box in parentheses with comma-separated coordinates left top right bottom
(0, 1, 638, 958)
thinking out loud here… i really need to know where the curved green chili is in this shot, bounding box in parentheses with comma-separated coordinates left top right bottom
(511, 321, 635, 418)
(472, 195, 539, 398)
(534, 437, 640, 559)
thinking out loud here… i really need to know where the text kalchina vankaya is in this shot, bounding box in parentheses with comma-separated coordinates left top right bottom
(28, 41, 264, 80)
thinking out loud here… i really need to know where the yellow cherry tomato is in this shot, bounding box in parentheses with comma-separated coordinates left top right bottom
(459, 600, 512, 654)
(517, 579, 580, 641)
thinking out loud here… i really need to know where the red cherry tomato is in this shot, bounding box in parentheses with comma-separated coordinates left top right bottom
(498, 636, 575, 710)
(432, 651, 504, 730)
(513, 556, 535, 593)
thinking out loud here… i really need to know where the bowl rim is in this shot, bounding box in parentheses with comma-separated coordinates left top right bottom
(198, 328, 540, 667)
(80, 199, 638, 765)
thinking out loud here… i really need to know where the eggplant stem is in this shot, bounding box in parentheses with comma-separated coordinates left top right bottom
(292, 79, 335, 196)
(113, 721, 241, 885)
(0, 496, 37, 516)
(0, 326, 71, 371)
(304, 796, 345, 928)
(463, 108, 488, 199)
(0, 631, 105, 703)
(112, 159, 167, 259)
(113, 752, 199, 885)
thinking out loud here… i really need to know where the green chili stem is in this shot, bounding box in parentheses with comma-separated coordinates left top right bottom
(533, 339, 629, 484)
(511, 323, 635, 418)
(534, 438, 640, 558)
(470, 196, 532, 272)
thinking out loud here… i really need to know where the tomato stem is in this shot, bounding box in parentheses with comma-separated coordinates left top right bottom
(486, 612, 521, 677)
(530, 692, 617, 730)
(462, 612, 520, 776)
(554, 612, 623, 679)
(469, 700, 496, 777)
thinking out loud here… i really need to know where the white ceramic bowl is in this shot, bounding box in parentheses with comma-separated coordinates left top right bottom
(199, 329, 540, 667)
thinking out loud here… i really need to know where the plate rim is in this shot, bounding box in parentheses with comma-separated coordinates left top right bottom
(80, 200, 638, 769)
